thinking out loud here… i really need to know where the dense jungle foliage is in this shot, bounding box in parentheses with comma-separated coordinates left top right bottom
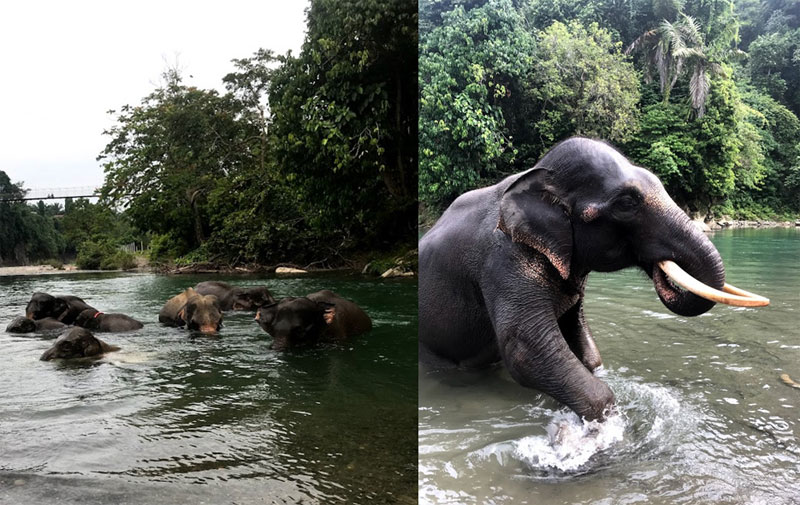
(419, 0, 800, 221)
(1, 0, 417, 268)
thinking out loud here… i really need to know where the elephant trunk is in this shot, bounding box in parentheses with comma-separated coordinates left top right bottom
(650, 215, 726, 317)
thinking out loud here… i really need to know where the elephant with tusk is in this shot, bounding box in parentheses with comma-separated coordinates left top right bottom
(419, 137, 769, 422)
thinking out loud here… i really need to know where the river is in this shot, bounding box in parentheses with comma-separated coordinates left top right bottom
(0, 273, 417, 504)
(419, 228, 800, 504)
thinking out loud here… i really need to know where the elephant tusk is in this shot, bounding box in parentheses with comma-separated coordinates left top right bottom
(657, 260, 770, 307)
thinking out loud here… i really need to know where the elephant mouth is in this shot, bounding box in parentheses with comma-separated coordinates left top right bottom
(654, 260, 769, 307)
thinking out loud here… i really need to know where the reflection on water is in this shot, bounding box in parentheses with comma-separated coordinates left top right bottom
(420, 228, 800, 505)
(0, 273, 417, 504)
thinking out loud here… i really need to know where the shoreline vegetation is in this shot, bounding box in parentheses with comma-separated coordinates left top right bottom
(0, 248, 418, 278)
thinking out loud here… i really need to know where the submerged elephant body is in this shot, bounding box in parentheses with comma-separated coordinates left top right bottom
(194, 281, 274, 311)
(40, 327, 119, 360)
(420, 137, 727, 421)
(159, 288, 223, 333)
(6, 316, 66, 333)
(74, 309, 144, 332)
(256, 290, 372, 350)
(25, 292, 94, 325)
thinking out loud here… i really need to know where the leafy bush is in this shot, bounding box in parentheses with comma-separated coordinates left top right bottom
(147, 233, 186, 264)
(76, 241, 136, 270)
(102, 250, 137, 270)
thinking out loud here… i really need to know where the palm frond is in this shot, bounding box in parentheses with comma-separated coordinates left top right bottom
(625, 29, 657, 55)
(689, 65, 709, 117)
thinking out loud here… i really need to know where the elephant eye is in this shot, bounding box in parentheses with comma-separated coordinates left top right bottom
(615, 194, 640, 212)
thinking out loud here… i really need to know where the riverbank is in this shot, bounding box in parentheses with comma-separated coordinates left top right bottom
(0, 264, 81, 276)
(1, 248, 419, 278)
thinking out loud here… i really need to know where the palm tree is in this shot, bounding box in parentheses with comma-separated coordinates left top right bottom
(626, 14, 721, 117)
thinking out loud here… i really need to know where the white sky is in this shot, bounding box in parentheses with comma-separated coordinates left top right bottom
(0, 0, 309, 191)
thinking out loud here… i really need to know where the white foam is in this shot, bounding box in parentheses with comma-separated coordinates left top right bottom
(513, 410, 626, 472)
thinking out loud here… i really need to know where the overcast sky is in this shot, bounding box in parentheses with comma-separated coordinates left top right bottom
(0, 0, 309, 191)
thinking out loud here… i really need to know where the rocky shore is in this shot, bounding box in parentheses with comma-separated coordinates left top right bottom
(693, 218, 800, 232)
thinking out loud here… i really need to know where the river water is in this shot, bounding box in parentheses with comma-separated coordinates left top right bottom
(0, 273, 417, 504)
(420, 228, 800, 505)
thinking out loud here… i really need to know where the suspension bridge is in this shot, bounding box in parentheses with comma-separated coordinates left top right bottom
(0, 186, 102, 202)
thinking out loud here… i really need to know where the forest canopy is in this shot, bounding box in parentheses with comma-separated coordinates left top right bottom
(419, 0, 800, 220)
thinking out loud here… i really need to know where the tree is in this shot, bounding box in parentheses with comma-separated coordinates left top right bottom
(627, 14, 723, 116)
(419, 0, 535, 208)
(0, 171, 64, 265)
(99, 69, 256, 255)
(526, 21, 640, 146)
(269, 0, 418, 249)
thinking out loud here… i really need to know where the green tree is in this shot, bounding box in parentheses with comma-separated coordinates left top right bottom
(0, 171, 64, 265)
(526, 21, 640, 146)
(269, 0, 418, 250)
(419, 0, 535, 208)
(99, 69, 256, 255)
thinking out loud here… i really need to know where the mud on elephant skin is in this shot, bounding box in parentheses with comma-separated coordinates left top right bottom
(419, 137, 746, 422)
(74, 309, 144, 332)
(159, 288, 223, 334)
(6, 316, 66, 334)
(255, 290, 372, 351)
(25, 292, 95, 325)
(40, 327, 120, 361)
(194, 281, 275, 311)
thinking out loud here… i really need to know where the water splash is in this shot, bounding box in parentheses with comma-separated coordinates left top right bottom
(514, 410, 626, 472)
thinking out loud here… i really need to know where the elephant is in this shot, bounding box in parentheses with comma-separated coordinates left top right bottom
(194, 281, 275, 311)
(6, 316, 66, 333)
(25, 292, 94, 325)
(255, 290, 372, 351)
(74, 308, 144, 332)
(158, 288, 223, 333)
(419, 137, 737, 422)
(40, 327, 120, 361)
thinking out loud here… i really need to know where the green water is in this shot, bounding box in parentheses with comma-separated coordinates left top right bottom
(420, 228, 800, 504)
(0, 273, 417, 504)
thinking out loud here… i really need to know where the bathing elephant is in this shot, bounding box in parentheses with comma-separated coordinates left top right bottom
(194, 281, 275, 311)
(419, 137, 744, 421)
(159, 288, 223, 334)
(255, 290, 372, 351)
(6, 316, 66, 333)
(40, 327, 120, 361)
(74, 308, 144, 332)
(25, 292, 94, 325)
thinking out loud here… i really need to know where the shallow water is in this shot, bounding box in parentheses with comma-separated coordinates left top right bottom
(0, 273, 417, 504)
(419, 228, 800, 504)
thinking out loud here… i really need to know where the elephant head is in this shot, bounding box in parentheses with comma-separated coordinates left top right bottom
(180, 294, 223, 334)
(25, 292, 67, 320)
(40, 328, 119, 361)
(255, 297, 336, 351)
(232, 287, 275, 311)
(498, 137, 731, 317)
(6, 316, 36, 333)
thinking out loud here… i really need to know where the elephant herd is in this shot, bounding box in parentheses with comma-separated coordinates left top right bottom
(6, 281, 372, 361)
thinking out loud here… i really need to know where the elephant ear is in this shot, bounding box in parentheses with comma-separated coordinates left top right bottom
(257, 303, 279, 327)
(498, 167, 573, 280)
(316, 302, 336, 324)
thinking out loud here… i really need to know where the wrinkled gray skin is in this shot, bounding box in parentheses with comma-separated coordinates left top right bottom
(419, 137, 726, 421)
(6, 316, 66, 333)
(194, 281, 275, 311)
(25, 292, 94, 325)
(40, 327, 120, 361)
(74, 308, 144, 332)
(159, 288, 223, 334)
(255, 290, 372, 351)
